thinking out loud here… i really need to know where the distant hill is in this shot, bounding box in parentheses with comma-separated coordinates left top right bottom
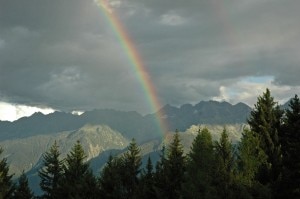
(0, 100, 252, 142)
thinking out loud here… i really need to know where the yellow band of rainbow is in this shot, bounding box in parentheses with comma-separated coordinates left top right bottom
(95, 0, 168, 138)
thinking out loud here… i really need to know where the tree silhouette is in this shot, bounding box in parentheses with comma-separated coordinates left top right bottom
(182, 128, 217, 199)
(56, 141, 98, 198)
(14, 171, 34, 199)
(0, 147, 15, 199)
(39, 141, 63, 198)
(248, 88, 283, 186)
(279, 95, 300, 198)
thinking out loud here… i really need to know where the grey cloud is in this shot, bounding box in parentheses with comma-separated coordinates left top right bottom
(0, 0, 300, 114)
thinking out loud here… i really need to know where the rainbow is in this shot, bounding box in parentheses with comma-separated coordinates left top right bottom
(95, 0, 168, 137)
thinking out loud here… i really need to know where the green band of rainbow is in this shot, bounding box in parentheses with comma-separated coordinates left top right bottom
(95, 0, 168, 137)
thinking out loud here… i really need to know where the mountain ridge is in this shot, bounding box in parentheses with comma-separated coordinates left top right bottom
(156, 100, 252, 131)
(0, 100, 252, 142)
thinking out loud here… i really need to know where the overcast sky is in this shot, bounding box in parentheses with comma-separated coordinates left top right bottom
(1, 0, 300, 121)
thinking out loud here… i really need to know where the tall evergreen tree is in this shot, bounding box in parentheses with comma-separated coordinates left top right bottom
(0, 147, 15, 199)
(279, 94, 300, 198)
(247, 88, 283, 186)
(99, 139, 142, 199)
(237, 129, 267, 187)
(237, 129, 270, 198)
(134, 157, 156, 199)
(38, 141, 63, 199)
(153, 144, 167, 199)
(98, 155, 123, 199)
(56, 141, 98, 199)
(214, 128, 236, 199)
(162, 131, 186, 199)
(120, 139, 142, 199)
(14, 171, 34, 199)
(182, 128, 217, 199)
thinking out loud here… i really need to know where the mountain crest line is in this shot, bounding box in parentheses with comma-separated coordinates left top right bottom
(94, 0, 169, 138)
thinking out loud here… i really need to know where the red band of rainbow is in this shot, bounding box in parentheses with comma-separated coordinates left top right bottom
(95, 0, 169, 138)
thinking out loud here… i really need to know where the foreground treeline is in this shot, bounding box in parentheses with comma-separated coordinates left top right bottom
(1, 88, 300, 199)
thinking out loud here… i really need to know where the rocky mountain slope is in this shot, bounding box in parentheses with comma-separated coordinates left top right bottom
(1, 124, 129, 176)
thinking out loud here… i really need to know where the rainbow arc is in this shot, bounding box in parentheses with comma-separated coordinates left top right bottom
(95, 0, 168, 137)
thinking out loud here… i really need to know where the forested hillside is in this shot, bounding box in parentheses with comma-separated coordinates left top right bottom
(1, 89, 300, 198)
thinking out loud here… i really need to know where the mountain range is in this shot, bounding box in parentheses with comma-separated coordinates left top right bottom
(0, 100, 252, 140)
(0, 100, 253, 194)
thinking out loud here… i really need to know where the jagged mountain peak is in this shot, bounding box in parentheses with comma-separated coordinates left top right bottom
(157, 100, 251, 131)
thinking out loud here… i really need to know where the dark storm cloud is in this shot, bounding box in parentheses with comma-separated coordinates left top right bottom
(124, 0, 300, 106)
(0, 0, 300, 114)
(0, 0, 148, 112)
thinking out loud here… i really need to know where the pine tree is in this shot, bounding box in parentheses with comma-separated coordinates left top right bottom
(237, 129, 267, 187)
(134, 157, 156, 199)
(182, 128, 217, 199)
(279, 95, 300, 198)
(99, 140, 141, 199)
(98, 155, 123, 199)
(38, 141, 63, 199)
(247, 88, 283, 186)
(163, 130, 186, 199)
(0, 147, 15, 199)
(120, 138, 142, 199)
(237, 129, 270, 198)
(153, 144, 167, 199)
(56, 140, 98, 198)
(214, 128, 237, 199)
(14, 171, 34, 199)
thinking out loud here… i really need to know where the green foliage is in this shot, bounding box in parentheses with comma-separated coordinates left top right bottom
(98, 155, 123, 199)
(279, 95, 300, 198)
(153, 144, 167, 199)
(248, 88, 283, 185)
(0, 147, 15, 199)
(182, 128, 217, 199)
(237, 129, 271, 197)
(120, 139, 142, 198)
(56, 140, 98, 199)
(135, 157, 156, 199)
(214, 128, 237, 199)
(158, 130, 186, 199)
(237, 129, 267, 187)
(99, 139, 142, 199)
(14, 171, 34, 199)
(38, 141, 63, 199)
(122, 139, 142, 198)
